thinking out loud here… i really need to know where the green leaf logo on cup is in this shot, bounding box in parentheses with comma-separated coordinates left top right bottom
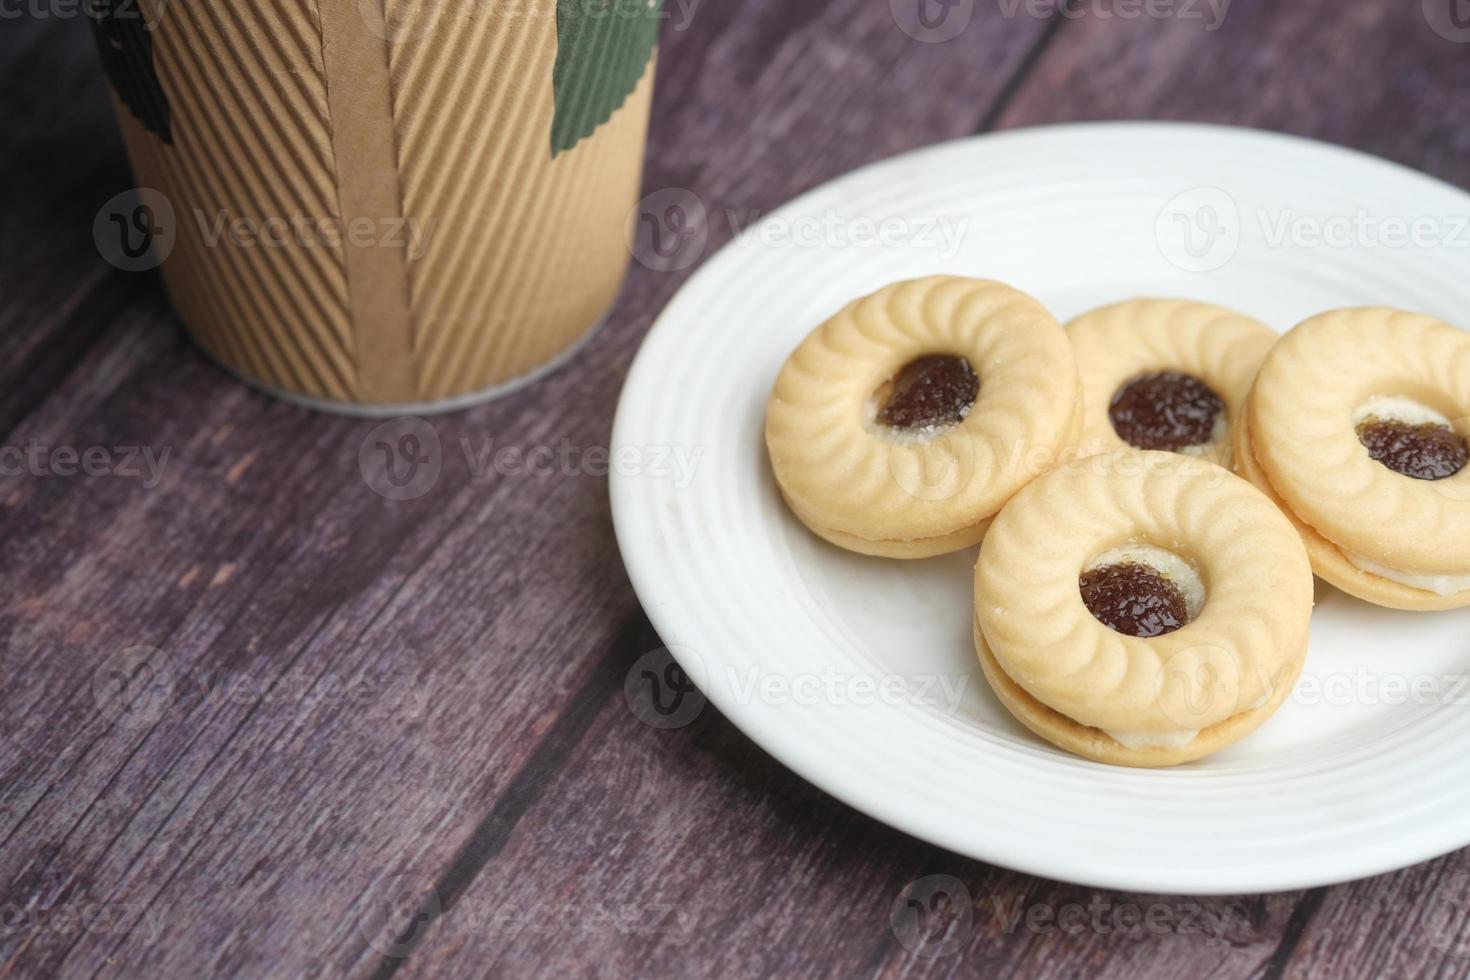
(552, 0, 665, 156)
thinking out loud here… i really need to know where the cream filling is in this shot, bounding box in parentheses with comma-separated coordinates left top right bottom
(1343, 551, 1470, 597)
(1176, 411, 1230, 457)
(1102, 728, 1200, 750)
(1100, 693, 1270, 751)
(1352, 395, 1453, 428)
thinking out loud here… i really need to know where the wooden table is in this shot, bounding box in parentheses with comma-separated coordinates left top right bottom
(5, 1, 1470, 976)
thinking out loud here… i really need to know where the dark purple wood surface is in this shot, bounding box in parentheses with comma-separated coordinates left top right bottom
(4, 2, 1470, 977)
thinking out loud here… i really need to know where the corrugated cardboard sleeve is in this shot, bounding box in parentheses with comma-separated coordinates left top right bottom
(318, 0, 418, 404)
(108, 0, 654, 408)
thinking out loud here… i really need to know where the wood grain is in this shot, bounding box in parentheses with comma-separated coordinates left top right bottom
(1, 1, 1468, 978)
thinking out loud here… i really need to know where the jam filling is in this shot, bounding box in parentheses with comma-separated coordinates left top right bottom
(1109, 371, 1224, 452)
(1079, 562, 1190, 638)
(1356, 417, 1468, 481)
(875, 354, 979, 431)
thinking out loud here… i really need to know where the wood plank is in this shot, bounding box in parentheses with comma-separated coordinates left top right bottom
(1281, 865, 1470, 980)
(992, 0, 1470, 187)
(0, 18, 146, 433)
(2, 2, 1056, 977)
(391, 688, 1308, 979)
(3, 0, 1466, 977)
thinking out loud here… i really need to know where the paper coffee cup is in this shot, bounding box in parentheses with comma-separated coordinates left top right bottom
(88, 0, 659, 413)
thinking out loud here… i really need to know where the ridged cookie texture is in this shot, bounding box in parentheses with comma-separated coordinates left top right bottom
(974, 450, 1313, 749)
(765, 276, 1080, 557)
(1066, 299, 1278, 466)
(975, 618, 1304, 768)
(1249, 308, 1470, 578)
(1235, 407, 1470, 611)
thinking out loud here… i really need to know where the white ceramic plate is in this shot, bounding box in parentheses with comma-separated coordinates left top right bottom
(610, 123, 1470, 894)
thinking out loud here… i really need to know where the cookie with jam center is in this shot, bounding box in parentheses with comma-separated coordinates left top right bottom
(974, 450, 1314, 768)
(1241, 308, 1470, 609)
(1235, 413, 1469, 612)
(1066, 299, 1278, 467)
(765, 277, 1081, 558)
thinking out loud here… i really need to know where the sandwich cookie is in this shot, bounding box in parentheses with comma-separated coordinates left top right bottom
(1239, 308, 1470, 610)
(974, 450, 1314, 767)
(766, 276, 1081, 558)
(1067, 299, 1277, 466)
